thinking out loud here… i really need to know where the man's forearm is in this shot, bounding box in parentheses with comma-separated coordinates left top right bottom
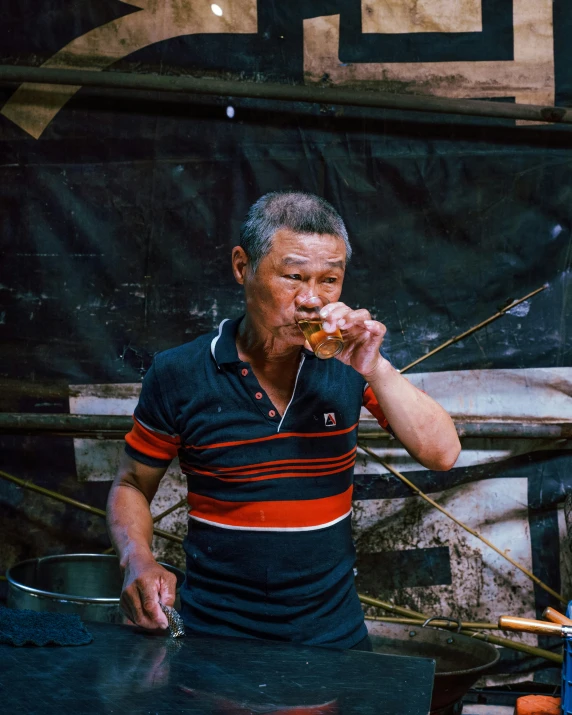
(107, 481, 156, 569)
(106, 458, 174, 629)
(363, 358, 461, 471)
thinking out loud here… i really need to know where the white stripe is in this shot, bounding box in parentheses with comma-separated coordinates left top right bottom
(277, 354, 305, 433)
(188, 509, 351, 532)
(134, 416, 177, 439)
(210, 318, 230, 365)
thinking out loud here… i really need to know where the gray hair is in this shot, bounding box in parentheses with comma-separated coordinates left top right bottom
(239, 191, 352, 271)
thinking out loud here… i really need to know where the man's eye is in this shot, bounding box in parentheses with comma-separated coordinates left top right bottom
(323, 277, 337, 284)
(285, 274, 302, 280)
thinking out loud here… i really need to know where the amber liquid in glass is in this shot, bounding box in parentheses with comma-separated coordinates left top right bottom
(297, 319, 344, 359)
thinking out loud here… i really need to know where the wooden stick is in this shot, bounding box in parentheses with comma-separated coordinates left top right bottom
(499, 616, 570, 636)
(357, 445, 567, 605)
(543, 607, 572, 626)
(399, 284, 548, 374)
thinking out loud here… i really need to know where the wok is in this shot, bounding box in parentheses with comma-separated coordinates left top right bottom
(366, 620, 500, 713)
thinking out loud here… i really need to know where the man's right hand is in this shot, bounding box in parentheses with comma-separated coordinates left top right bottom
(120, 555, 178, 630)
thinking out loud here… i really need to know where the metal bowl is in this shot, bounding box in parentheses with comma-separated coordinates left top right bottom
(6, 553, 185, 624)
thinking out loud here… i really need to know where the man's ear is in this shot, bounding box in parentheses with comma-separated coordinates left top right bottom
(231, 246, 250, 285)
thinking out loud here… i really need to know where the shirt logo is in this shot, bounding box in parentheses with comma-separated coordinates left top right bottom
(324, 413, 337, 427)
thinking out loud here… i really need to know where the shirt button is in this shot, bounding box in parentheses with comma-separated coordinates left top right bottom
(241, 368, 248, 376)
(268, 410, 276, 417)
(255, 392, 263, 400)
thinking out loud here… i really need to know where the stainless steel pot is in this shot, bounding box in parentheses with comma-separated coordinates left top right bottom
(6, 553, 185, 624)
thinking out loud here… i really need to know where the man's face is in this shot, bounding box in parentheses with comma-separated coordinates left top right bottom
(233, 228, 347, 345)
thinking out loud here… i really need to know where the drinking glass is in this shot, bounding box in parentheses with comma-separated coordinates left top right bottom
(296, 299, 344, 360)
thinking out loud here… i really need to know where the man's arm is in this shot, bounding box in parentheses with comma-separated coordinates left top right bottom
(107, 454, 177, 630)
(363, 359, 460, 471)
(320, 302, 461, 471)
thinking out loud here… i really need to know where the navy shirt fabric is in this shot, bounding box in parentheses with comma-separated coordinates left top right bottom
(125, 317, 389, 648)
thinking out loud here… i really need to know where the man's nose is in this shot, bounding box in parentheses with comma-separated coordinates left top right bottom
(295, 294, 322, 311)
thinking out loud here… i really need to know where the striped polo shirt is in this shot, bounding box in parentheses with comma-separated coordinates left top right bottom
(125, 317, 389, 648)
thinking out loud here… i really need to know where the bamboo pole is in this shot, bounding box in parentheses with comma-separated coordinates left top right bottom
(358, 593, 426, 619)
(152, 497, 187, 524)
(359, 595, 563, 664)
(365, 615, 498, 629)
(459, 629, 562, 664)
(399, 285, 547, 374)
(357, 445, 566, 605)
(0, 469, 183, 545)
(102, 497, 188, 554)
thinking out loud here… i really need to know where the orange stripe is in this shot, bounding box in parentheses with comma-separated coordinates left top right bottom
(182, 446, 357, 476)
(187, 457, 355, 478)
(185, 456, 356, 482)
(363, 387, 389, 429)
(187, 485, 353, 529)
(190, 422, 359, 451)
(133, 417, 180, 444)
(125, 418, 180, 461)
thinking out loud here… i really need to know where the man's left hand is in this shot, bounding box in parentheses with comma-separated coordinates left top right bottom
(320, 302, 387, 378)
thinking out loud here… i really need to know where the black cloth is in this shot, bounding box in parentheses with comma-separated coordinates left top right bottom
(0, 607, 93, 646)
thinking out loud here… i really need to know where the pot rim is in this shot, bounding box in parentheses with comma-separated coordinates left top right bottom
(6, 553, 184, 605)
(368, 623, 501, 677)
(418, 628, 500, 677)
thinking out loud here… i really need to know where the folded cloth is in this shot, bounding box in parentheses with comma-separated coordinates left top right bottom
(0, 607, 93, 646)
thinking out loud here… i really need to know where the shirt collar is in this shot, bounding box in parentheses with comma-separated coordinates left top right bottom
(211, 316, 316, 368)
(210, 318, 241, 367)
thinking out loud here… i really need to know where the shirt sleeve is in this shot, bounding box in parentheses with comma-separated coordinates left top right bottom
(125, 361, 180, 468)
(361, 347, 392, 431)
(362, 385, 390, 431)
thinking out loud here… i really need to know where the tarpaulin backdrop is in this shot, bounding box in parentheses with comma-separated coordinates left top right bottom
(1, 0, 572, 682)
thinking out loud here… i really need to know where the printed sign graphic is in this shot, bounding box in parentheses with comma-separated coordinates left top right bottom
(1, 0, 557, 138)
(303, 1, 555, 117)
(1, 0, 257, 139)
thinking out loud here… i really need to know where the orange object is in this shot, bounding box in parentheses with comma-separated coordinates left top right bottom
(499, 616, 564, 636)
(514, 694, 561, 714)
(543, 606, 572, 626)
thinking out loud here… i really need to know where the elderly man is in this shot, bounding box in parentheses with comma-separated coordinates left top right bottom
(107, 191, 460, 651)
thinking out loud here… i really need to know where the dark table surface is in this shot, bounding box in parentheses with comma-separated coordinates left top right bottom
(0, 622, 435, 714)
